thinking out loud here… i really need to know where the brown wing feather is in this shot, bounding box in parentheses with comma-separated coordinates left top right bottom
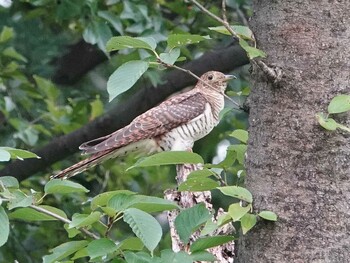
(81, 91, 207, 154)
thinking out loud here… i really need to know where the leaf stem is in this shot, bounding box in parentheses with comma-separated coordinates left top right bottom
(29, 205, 100, 240)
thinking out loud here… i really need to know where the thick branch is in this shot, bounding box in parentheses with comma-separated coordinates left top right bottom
(0, 44, 249, 181)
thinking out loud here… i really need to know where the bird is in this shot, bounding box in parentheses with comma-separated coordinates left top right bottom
(52, 71, 235, 179)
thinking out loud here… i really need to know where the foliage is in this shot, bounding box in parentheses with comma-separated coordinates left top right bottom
(316, 95, 350, 132)
(0, 0, 273, 262)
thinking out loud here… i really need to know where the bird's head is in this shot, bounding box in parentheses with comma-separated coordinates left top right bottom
(199, 71, 235, 94)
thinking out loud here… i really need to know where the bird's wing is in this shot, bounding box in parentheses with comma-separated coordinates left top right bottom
(80, 91, 207, 154)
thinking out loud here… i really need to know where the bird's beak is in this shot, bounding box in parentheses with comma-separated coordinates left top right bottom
(224, 74, 236, 81)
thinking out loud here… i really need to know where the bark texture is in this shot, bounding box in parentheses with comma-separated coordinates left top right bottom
(238, 1, 350, 262)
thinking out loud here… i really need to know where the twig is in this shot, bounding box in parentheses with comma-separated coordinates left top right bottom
(29, 205, 100, 240)
(189, 0, 238, 38)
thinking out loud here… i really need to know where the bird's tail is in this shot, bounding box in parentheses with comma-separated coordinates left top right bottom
(51, 149, 115, 179)
(51, 139, 160, 179)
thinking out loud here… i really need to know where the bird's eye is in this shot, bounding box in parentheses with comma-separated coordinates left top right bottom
(208, 75, 213, 80)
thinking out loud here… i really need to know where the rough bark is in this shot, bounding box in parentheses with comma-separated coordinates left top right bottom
(0, 44, 249, 181)
(237, 1, 350, 262)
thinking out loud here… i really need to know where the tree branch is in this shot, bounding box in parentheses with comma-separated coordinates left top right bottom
(0, 44, 249, 181)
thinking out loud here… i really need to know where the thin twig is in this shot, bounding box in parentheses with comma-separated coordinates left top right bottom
(189, 0, 238, 38)
(30, 205, 100, 240)
(222, 0, 228, 24)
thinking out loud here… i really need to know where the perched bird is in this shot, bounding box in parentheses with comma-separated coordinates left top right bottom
(52, 71, 234, 179)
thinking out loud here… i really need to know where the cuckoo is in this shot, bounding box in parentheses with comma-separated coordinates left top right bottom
(52, 71, 234, 179)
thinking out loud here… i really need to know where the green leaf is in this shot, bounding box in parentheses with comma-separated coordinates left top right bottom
(0, 147, 40, 161)
(0, 26, 14, 43)
(8, 190, 33, 210)
(190, 236, 235, 252)
(159, 48, 180, 65)
(124, 251, 153, 263)
(98, 11, 124, 35)
(227, 144, 247, 164)
(129, 195, 179, 213)
(167, 34, 210, 49)
(258, 211, 278, 221)
(90, 96, 104, 120)
(217, 186, 253, 203)
(129, 151, 204, 170)
(0, 176, 19, 188)
(86, 238, 117, 260)
(175, 203, 211, 243)
(106, 36, 156, 52)
(209, 25, 253, 40)
(190, 251, 216, 262)
(328, 94, 350, 114)
(107, 194, 179, 213)
(239, 39, 266, 59)
(187, 169, 213, 179)
(316, 113, 338, 131)
(108, 193, 136, 212)
(159, 249, 193, 263)
(0, 149, 11, 162)
(69, 212, 101, 229)
(240, 213, 257, 234)
(91, 190, 135, 210)
(117, 237, 144, 251)
(34, 75, 59, 101)
(9, 205, 67, 221)
(44, 179, 89, 195)
(228, 203, 251, 221)
(3, 47, 27, 62)
(64, 223, 80, 238)
(178, 177, 219, 191)
(200, 219, 219, 236)
(0, 206, 9, 247)
(230, 129, 248, 144)
(107, 60, 149, 102)
(42, 240, 89, 263)
(123, 208, 162, 253)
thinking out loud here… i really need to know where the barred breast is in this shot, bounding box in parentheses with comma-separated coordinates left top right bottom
(158, 102, 221, 151)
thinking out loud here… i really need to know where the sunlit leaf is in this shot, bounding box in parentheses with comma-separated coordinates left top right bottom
(0, 26, 14, 43)
(128, 151, 204, 170)
(167, 34, 210, 49)
(91, 190, 135, 210)
(9, 205, 67, 221)
(258, 211, 278, 221)
(328, 94, 350, 114)
(217, 186, 253, 203)
(240, 213, 257, 234)
(228, 203, 251, 221)
(178, 177, 219, 191)
(45, 179, 89, 195)
(0, 147, 40, 161)
(106, 36, 156, 52)
(69, 212, 101, 229)
(239, 39, 266, 59)
(230, 129, 248, 144)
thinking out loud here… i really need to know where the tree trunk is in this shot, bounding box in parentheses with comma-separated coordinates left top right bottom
(238, 1, 350, 262)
